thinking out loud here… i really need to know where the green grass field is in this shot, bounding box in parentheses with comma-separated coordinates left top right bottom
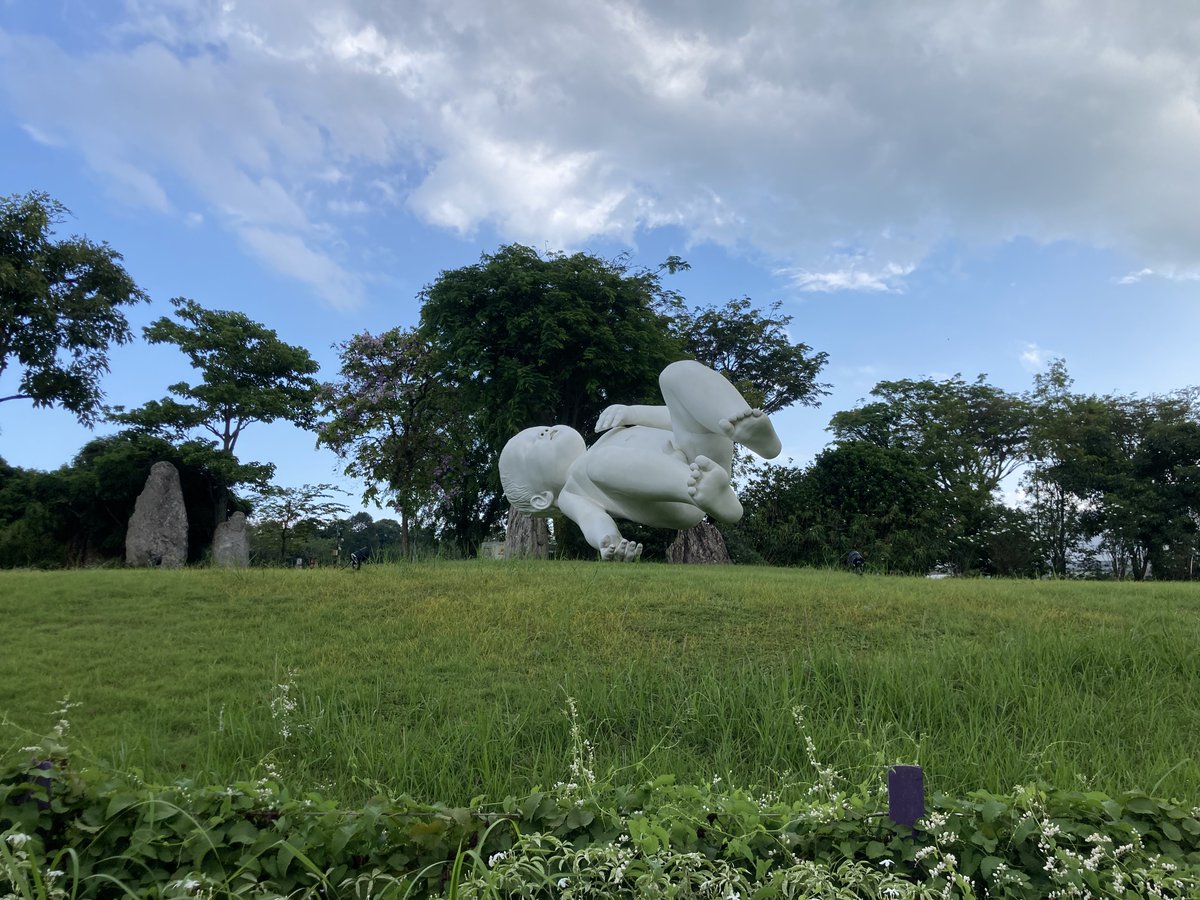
(1, 562, 1197, 807)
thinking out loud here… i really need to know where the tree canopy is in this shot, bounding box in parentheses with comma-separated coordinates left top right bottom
(0, 191, 149, 424)
(419, 244, 683, 449)
(317, 328, 448, 557)
(669, 297, 829, 414)
(828, 374, 1029, 572)
(110, 297, 320, 461)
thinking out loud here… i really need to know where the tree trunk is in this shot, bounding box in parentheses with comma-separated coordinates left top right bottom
(505, 506, 549, 559)
(667, 521, 731, 564)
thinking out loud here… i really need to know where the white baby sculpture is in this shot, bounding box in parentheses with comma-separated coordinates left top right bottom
(498, 360, 782, 561)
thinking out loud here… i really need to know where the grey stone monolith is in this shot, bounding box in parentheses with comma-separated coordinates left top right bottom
(212, 511, 250, 568)
(125, 461, 188, 568)
(666, 521, 731, 564)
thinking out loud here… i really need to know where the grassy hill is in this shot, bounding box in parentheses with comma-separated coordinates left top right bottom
(1, 562, 1197, 805)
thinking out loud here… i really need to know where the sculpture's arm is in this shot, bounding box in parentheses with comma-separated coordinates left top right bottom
(596, 404, 673, 432)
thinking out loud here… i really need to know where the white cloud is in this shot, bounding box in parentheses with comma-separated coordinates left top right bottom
(1117, 267, 1200, 285)
(1019, 343, 1053, 373)
(780, 261, 915, 293)
(238, 226, 365, 310)
(5, 1, 1200, 298)
(1118, 268, 1156, 285)
(20, 122, 64, 147)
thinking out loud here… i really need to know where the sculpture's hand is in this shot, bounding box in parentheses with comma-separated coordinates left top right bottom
(600, 535, 643, 562)
(595, 404, 630, 432)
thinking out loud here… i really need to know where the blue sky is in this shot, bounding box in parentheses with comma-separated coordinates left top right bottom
(2, 1, 1199, 516)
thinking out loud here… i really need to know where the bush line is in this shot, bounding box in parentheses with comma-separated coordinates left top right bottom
(3, 750, 1199, 898)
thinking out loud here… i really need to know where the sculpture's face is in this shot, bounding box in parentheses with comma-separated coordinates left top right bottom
(499, 425, 586, 513)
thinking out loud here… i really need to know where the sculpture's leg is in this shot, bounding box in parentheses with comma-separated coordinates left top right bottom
(585, 447, 740, 525)
(659, 360, 782, 459)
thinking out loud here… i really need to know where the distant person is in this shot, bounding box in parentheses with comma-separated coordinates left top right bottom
(500, 361, 782, 561)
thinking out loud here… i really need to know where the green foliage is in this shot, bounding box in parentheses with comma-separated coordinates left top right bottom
(1024, 360, 1200, 579)
(3, 705, 1198, 899)
(108, 296, 319, 465)
(0, 191, 149, 424)
(733, 444, 945, 572)
(249, 483, 349, 564)
(668, 296, 829, 414)
(828, 375, 1030, 573)
(420, 245, 682, 448)
(0, 434, 254, 567)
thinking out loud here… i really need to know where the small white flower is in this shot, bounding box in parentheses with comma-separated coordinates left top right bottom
(557, 878, 568, 889)
(4, 833, 30, 849)
(487, 851, 507, 868)
(45, 869, 65, 880)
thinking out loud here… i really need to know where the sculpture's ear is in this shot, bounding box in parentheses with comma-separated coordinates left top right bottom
(530, 491, 554, 512)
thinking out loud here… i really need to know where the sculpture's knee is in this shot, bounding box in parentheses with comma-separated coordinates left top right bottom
(659, 359, 711, 394)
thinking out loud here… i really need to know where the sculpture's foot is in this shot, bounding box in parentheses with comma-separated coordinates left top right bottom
(719, 408, 782, 459)
(687, 456, 743, 523)
(600, 536, 643, 562)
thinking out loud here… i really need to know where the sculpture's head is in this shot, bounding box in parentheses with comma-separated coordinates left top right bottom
(499, 425, 586, 516)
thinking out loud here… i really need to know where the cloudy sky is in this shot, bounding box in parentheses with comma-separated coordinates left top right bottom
(3, 0, 1199, 513)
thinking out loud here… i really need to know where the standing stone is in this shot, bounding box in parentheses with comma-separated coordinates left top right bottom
(212, 511, 250, 568)
(504, 506, 550, 559)
(667, 521, 731, 564)
(125, 461, 188, 568)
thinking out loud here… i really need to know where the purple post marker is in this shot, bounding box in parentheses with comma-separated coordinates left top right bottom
(888, 765, 924, 831)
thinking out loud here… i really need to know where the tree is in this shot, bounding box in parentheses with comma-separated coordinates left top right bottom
(1047, 390, 1200, 580)
(1023, 360, 1092, 576)
(418, 244, 683, 555)
(109, 297, 320, 520)
(0, 191, 149, 424)
(669, 297, 829, 415)
(317, 328, 444, 558)
(424, 412, 508, 555)
(733, 442, 944, 571)
(828, 374, 1029, 571)
(249, 483, 348, 564)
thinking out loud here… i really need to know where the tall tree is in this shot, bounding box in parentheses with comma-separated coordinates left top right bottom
(1023, 360, 1092, 576)
(669, 297, 829, 415)
(109, 297, 320, 521)
(418, 244, 683, 554)
(420, 245, 681, 446)
(317, 328, 445, 558)
(0, 191, 149, 424)
(249, 483, 348, 564)
(1046, 390, 1200, 580)
(828, 374, 1029, 571)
